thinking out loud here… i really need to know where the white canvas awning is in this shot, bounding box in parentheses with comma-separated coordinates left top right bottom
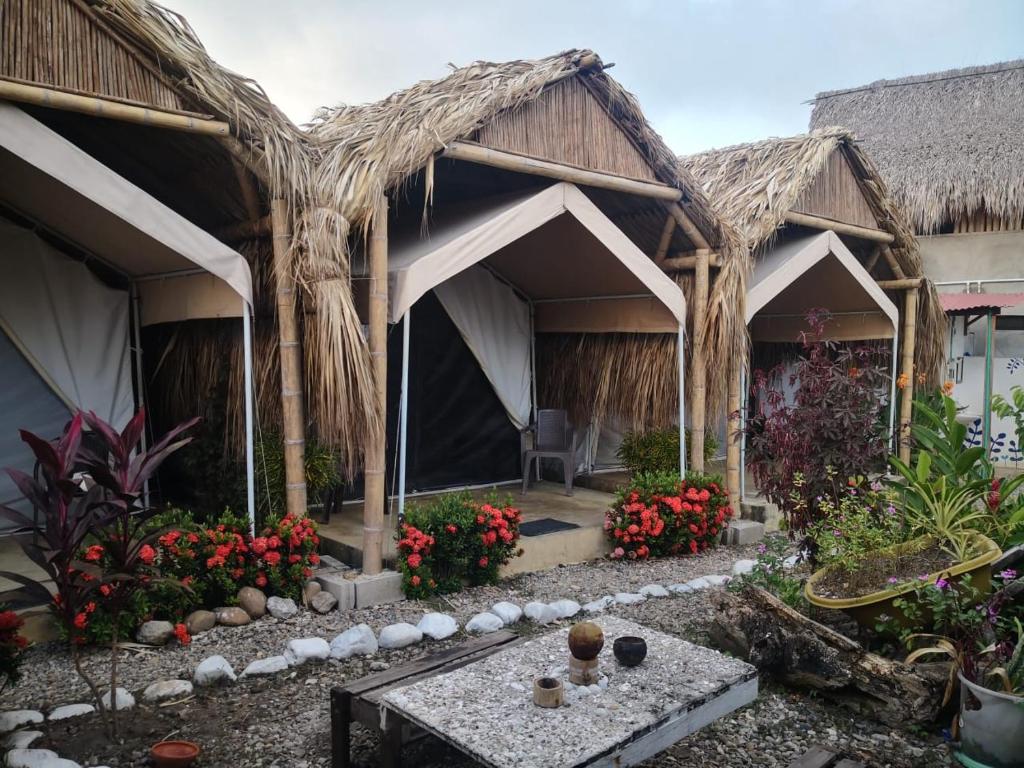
(379, 182, 686, 330)
(747, 230, 898, 341)
(0, 102, 251, 308)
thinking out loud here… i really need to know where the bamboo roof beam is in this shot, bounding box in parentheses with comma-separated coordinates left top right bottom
(652, 214, 676, 265)
(0, 79, 230, 136)
(441, 141, 683, 201)
(876, 277, 923, 290)
(881, 246, 907, 280)
(661, 252, 721, 271)
(783, 210, 895, 243)
(669, 204, 711, 251)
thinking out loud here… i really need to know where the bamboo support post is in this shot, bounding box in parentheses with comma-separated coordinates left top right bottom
(270, 200, 307, 517)
(669, 204, 711, 250)
(882, 247, 906, 280)
(898, 287, 919, 464)
(783, 211, 895, 243)
(864, 244, 883, 275)
(726, 362, 742, 500)
(363, 193, 389, 576)
(652, 214, 676, 265)
(690, 248, 710, 472)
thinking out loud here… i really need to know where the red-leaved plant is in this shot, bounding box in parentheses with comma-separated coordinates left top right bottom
(746, 309, 890, 532)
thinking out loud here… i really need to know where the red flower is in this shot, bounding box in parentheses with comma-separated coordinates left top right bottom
(288, 554, 301, 565)
(174, 623, 191, 646)
(73, 613, 88, 630)
(84, 544, 105, 563)
(255, 572, 267, 588)
(410, 575, 421, 587)
(308, 553, 320, 565)
(689, 540, 698, 554)
(406, 553, 422, 569)
(264, 551, 281, 566)
(478, 556, 489, 568)
(139, 544, 157, 565)
(445, 524, 458, 534)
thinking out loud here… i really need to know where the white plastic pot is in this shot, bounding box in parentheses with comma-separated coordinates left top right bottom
(958, 672, 1024, 768)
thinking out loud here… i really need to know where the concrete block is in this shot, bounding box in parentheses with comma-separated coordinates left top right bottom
(728, 519, 765, 546)
(740, 501, 766, 523)
(315, 571, 356, 611)
(317, 554, 349, 572)
(353, 570, 404, 608)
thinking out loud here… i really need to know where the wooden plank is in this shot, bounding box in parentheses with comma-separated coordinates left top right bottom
(792, 148, 878, 231)
(788, 744, 840, 768)
(783, 211, 894, 244)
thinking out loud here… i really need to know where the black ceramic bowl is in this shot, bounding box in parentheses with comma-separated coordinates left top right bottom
(613, 635, 647, 667)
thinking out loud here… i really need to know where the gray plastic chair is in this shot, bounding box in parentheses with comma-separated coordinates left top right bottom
(521, 409, 577, 496)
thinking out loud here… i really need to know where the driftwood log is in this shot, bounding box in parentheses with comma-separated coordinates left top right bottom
(709, 586, 947, 726)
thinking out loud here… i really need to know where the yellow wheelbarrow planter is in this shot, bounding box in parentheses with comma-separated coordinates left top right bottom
(804, 534, 1002, 629)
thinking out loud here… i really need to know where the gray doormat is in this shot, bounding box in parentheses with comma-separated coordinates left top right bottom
(519, 518, 581, 537)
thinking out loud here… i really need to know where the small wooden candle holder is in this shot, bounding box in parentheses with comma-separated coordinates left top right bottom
(533, 676, 564, 708)
(568, 654, 600, 685)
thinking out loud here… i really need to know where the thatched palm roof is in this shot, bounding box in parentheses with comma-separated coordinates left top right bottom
(809, 60, 1024, 235)
(680, 129, 946, 382)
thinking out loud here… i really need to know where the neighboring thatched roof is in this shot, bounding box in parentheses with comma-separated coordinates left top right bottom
(809, 60, 1024, 234)
(680, 129, 946, 382)
(307, 49, 750, 423)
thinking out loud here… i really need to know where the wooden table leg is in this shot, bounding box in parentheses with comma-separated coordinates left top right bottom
(331, 690, 352, 768)
(380, 713, 403, 768)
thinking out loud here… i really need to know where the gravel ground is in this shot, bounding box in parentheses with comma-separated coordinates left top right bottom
(3, 544, 953, 767)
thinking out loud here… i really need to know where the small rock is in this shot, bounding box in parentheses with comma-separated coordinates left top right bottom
(667, 583, 693, 594)
(465, 612, 503, 634)
(685, 577, 710, 590)
(303, 580, 322, 605)
(267, 596, 299, 620)
(417, 613, 459, 640)
(0, 711, 44, 733)
(523, 601, 560, 624)
(639, 584, 669, 598)
(241, 656, 289, 677)
(99, 688, 135, 711)
(731, 559, 757, 576)
(705, 574, 731, 586)
(135, 620, 175, 646)
(310, 591, 338, 614)
(2, 731, 42, 749)
(141, 680, 193, 703)
(330, 624, 378, 659)
(284, 637, 331, 665)
(194, 655, 236, 686)
(489, 601, 522, 625)
(47, 704, 94, 721)
(548, 599, 581, 619)
(613, 592, 646, 605)
(582, 596, 613, 614)
(378, 623, 422, 649)
(369, 660, 389, 672)
(782, 555, 800, 569)
(5, 749, 80, 768)
(185, 609, 216, 635)
(214, 606, 251, 627)
(237, 586, 267, 618)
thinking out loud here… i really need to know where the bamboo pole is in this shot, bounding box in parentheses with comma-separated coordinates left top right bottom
(442, 141, 682, 201)
(363, 193, 389, 576)
(652, 214, 676, 265)
(662, 252, 721, 271)
(864, 244, 883, 275)
(876, 278, 923, 290)
(669, 204, 711, 251)
(783, 211, 894, 244)
(726, 361, 742, 500)
(882, 247, 906, 280)
(690, 248, 710, 472)
(898, 287, 919, 464)
(0, 78, 230, 136)
(270, 200, 307, 517)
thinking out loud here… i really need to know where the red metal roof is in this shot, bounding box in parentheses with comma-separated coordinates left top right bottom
(939, 292, 1024, 313)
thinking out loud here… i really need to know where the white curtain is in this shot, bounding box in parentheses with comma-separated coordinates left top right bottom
(434, 266, 532, 429)
(0, 218, 134, 429)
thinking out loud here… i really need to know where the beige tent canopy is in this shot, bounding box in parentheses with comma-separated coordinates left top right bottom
(0, 102, 258, 530)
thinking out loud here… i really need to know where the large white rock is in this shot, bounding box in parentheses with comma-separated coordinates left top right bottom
(284, 637, 331, 665)
(193, 655, 236, 686)
(98, 688, 135, 711)
(6, 748, 81, 768)
(47, 704, 94, 721)
(732, 559, 757, 576)
(378, 623, 422, 649)
(639, 584, 669, 598)
(549, 599, 581, 619)
(613, 592, 646, 606)
(2, 731, 42, 749)
(489, 601, 522, 625)
(685, 577, 711, 590)
(330, 624, 378, 659)
(417, 613, 459, 640)
(667, 583, 693, 594)
(0, 711, 43, 734)
(266, 596, 299, 620)
(705, 574, 731, 587)
(135, 620, 175, 646)
(582, 596, 614, 614)
(465, 612, 503, 634)
(524, 601, 560, 624)
(240, 656, 289, 677)
(141, 680, 193, 703)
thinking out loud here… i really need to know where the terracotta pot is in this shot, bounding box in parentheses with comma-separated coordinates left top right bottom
(613, 636, 647, 667)
(150, 740, 200, 768)
(804, 534, 1001, 630)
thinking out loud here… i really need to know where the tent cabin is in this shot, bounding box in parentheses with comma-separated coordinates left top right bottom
(308, 51, 747, 570)
(810, 61, 1024, 464)
(680, 129, 947, 487)
(0, 0, 329, 545)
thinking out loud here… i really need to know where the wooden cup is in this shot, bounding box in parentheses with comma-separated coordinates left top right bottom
(533, 676, 564, 708)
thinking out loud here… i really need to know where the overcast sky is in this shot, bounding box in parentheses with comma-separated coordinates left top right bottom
(166, 0, 1023, 155)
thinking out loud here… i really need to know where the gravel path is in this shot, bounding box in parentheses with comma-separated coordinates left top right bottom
(3, 544, 952, 767)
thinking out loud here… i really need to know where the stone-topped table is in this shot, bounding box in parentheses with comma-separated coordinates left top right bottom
(382, 616, 757, 768)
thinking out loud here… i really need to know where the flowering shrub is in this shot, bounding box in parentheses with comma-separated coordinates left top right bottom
(0, 608, 27, 692)
(605, 472, 732, 560)
(397, 493, 522, 599)
(251, 513, 321, 601)
(200, 512, 252, 606)
(728, 537, 807, 612)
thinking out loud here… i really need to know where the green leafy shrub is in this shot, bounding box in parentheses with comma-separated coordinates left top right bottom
(249, 512, 321, 601)
(606, 471, 732, 560)
(397, 493, 522, 599)
(0, 608, 27, 692)
(616, 428, 718, 475)
(256, 432, 341, 519)
(728, 537, 807, 612)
